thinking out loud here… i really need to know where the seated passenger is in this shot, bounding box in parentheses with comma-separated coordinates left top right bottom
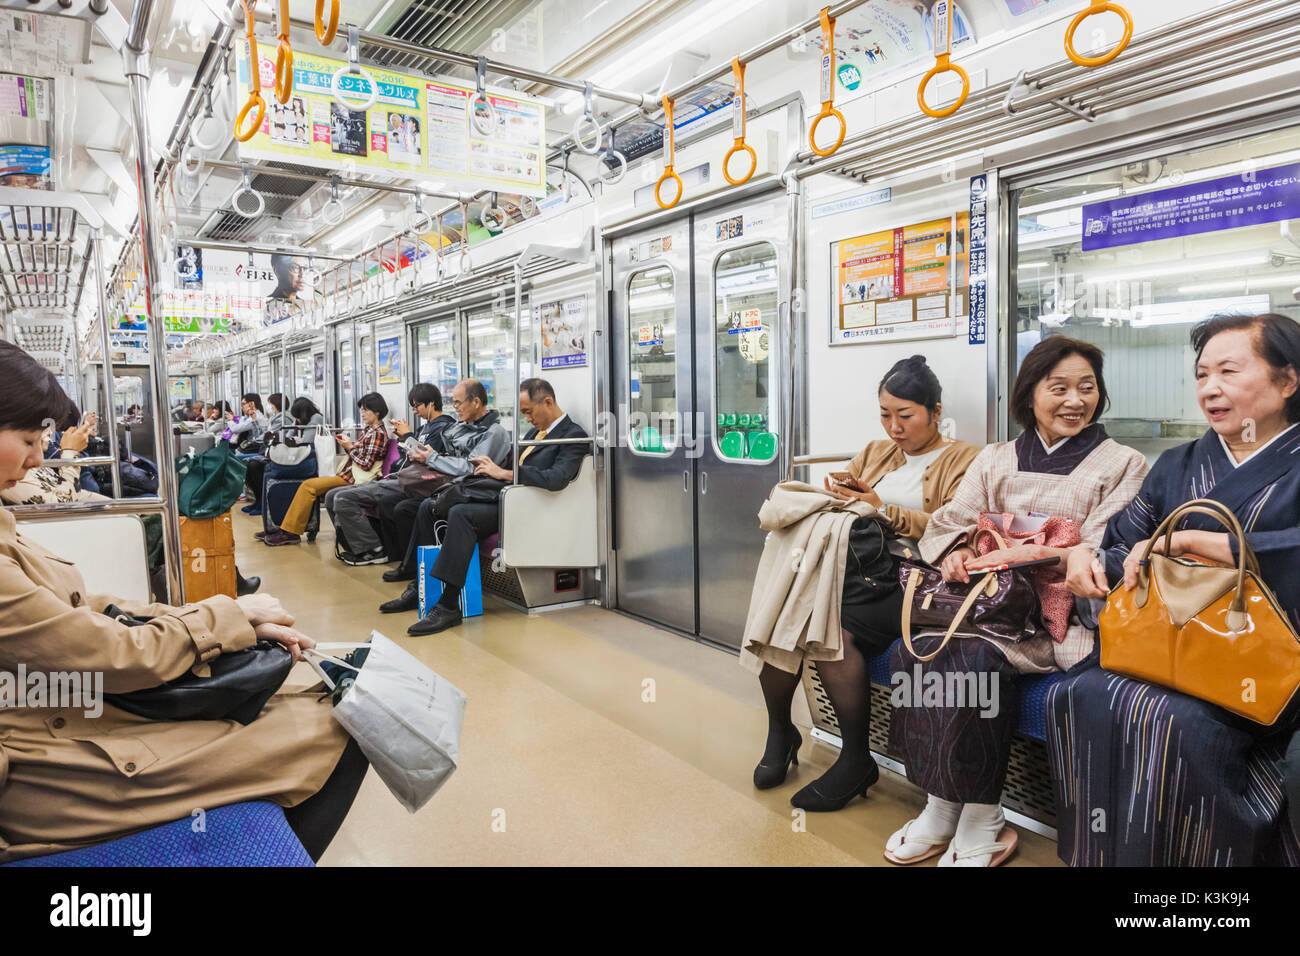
(400, 377, 589, 636)
(242, 397, 325, 516)
(1052, 312, 1300, 866)
(205, 401, 233, 436)
(324, 383, 453, 566)
(375, 378, 510, 580)
(0, 342, 358, 863)
(228, 393, 270, 455)
(265, 392, 287, 436)
(743, 356, 978, 809)
(262, 392, 389, 546)
(885, 337, 1146, 867)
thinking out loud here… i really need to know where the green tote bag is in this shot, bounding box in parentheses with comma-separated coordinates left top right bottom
(175, 440, 248, 519)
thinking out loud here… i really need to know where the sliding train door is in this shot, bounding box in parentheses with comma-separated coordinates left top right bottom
(609, 193, 787, 649)
(609, 219, 696, 634)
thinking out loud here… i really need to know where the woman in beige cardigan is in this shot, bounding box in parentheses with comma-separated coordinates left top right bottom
(747, 355, 979, 811)
(0, 341, 363, 863)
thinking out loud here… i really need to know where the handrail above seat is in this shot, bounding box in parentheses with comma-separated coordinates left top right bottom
(792, 452, 856, 466)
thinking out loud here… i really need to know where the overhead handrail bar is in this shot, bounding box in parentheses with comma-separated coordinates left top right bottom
(200, 157, 468, 202)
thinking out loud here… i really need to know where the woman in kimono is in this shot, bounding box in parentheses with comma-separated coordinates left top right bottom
(885, 337, 1147, 866)
(1053, 312, 1300, 866)
(0, 340, 366, 862)
(746, 356, 979, 810)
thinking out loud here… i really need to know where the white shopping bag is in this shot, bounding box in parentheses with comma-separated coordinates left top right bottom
(314, 433, 338, 478)
(306, 632, 467, 813)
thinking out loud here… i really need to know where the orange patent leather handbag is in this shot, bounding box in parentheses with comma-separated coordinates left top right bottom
(1100, 498, 1300, 726)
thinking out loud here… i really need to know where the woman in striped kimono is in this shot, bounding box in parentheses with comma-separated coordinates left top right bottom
(1052, 312, 1300, 866)
(886, 337, 1147, 866)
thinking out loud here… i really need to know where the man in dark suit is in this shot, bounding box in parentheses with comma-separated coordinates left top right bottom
(389, 377, 589, 635)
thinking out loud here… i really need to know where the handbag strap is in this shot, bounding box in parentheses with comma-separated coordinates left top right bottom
(1144, 499, 1256, 613)
(901, 565, 998, 663)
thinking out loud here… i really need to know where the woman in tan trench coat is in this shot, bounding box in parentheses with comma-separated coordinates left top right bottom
(0, 341, 362, 863)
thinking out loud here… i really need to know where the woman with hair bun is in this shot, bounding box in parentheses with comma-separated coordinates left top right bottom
(744, 354, 980, 812)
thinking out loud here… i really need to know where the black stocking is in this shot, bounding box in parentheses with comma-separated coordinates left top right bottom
(283, 738, 369, 862)
(757, 662, 802, 765)
(811, 629, 874, 793)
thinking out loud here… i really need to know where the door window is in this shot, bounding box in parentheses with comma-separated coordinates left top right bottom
(466, 305, 517, 434)
(414, 317, 461, 404)
(714, 243, 778, 461)
(626, 266, 678, 455)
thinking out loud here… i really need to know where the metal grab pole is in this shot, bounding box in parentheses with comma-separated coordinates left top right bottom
(124, 0, 184, 604)
(93, 233, 123, 498)
(511, 262, 522, 485)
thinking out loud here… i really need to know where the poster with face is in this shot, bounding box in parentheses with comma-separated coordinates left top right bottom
(171, 247, 318, 329)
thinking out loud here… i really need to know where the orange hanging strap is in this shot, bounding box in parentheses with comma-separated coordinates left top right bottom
(655, 96, 684, 210)
(1064, 0, 1133, 67)
(315, 0, 340, 45)
(233, 0, 266, 142)
(723, 58, 758, 186)
(274, 0, 294, 104)
(917, 0, 969, 119)
(808, 7, 846, 158)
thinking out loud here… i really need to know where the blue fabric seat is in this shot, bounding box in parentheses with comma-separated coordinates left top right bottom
(869, 639, 1065, 742)
(3, 801, 312, 867)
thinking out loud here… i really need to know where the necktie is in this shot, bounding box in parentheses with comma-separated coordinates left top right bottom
(518, 429, 547, 465)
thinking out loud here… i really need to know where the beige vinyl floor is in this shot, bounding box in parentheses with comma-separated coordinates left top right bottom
(233, 510, 1062, 867)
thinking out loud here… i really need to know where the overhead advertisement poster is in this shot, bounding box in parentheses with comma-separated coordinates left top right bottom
(171, 245, 321, 328)
(833, 212, 969, 344)
(378, 336, 402, 384)
(236, 46, 547, 197)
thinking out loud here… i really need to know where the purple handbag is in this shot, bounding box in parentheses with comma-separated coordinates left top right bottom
(898, 528, 1045, 661)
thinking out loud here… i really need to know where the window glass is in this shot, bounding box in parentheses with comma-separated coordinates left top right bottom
(414, 318, 461, 404)
(466, 305, 517, 434)
(714, 243, 778, 461)
(292, 351, 312, 403)
(1012, 128, 1300, 460)
(337, 341, 354, 426)
(626, 266, 677, 454)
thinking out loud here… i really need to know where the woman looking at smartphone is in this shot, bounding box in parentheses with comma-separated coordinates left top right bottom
(747, 355, 979, 811)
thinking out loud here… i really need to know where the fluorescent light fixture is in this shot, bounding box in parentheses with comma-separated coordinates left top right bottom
(1178, 273, 1300, 294)
(561, 0, 768, 114)
(1130, 294, 1272, 328)
(326, 210, 386, 249)
(1017, 261, 1049, 270)
(1019, 188, 1122, 218)
(1100, 254, 1269, 283)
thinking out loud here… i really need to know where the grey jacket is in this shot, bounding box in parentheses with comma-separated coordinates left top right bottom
(425, 409, 511, 477)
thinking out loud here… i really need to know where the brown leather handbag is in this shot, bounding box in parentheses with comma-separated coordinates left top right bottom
(1100, 498, 1300, 726)
(899, 527, 1045, 662)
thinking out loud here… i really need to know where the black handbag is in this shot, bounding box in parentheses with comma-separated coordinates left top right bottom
(842, 515, 899, 606)
(428, 475, 506, 521)
(101, 605, 294, 724)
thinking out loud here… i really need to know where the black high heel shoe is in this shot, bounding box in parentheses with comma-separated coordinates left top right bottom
(753, 729, 802, 790)
(789, 758, 880, 812)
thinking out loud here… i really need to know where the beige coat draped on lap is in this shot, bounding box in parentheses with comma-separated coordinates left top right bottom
(0, 507, 350, 862)
(739, 482, 876, 675)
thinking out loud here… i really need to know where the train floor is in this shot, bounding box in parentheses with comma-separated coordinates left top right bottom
(233, 510, 1062, 867)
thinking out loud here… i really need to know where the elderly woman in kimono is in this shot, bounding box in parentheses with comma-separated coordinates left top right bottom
(1053, 312, 1300, 867)
(0, 340, 365, 863)
(885, 336, 1147, 867)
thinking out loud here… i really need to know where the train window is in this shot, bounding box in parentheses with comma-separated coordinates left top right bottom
(1012, 126, 1300, 460)
(466, 305, 517, 434)
(713, 242, 777, 462)
(414, 318, 461, 405)
(338, 339, 355, 424)
(292, 351, 312, 402)
(626, 265, 678, 455)
(361, 336, 375, 392)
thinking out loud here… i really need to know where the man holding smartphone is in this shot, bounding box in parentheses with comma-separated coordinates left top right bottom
(324, 383, 452, 566)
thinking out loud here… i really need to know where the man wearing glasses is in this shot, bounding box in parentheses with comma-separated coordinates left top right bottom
(325, 383, 452, 566)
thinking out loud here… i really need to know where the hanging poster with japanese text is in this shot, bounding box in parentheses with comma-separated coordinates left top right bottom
(235, 45, 546, 196)
(378, 336, 402, 384)
(536, 296, 588, 369)
(832, 210, 969, 345)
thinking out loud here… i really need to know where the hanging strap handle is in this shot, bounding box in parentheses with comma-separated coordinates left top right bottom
(1065, 0, 1133, 67)
(273, 0, 294, 104)
(723, 57, 758, 185)
(808, 7, 846, 157)
(917, 0, 970, 119)
(331, 24, 379, 110)
(315, 0, 340, 45)
(655, 95, 684, 209)
(233, 0, 266, 142)
(573, 81, 603, 155)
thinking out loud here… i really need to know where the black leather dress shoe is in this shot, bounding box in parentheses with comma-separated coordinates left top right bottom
(379, 582, 419, 614)
(407, 604, 462, 636)
(236, 570, 261, 596)
(382, 566, 416, 583)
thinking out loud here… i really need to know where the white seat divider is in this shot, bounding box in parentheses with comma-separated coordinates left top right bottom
(18, 514, 152, 604)
(499, 455, 598, 569)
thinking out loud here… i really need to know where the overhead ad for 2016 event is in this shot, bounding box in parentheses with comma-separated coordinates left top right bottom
(235, 45, 547, 197)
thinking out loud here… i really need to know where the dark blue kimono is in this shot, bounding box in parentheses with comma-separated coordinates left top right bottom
(1047, 425, 1300, 866)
